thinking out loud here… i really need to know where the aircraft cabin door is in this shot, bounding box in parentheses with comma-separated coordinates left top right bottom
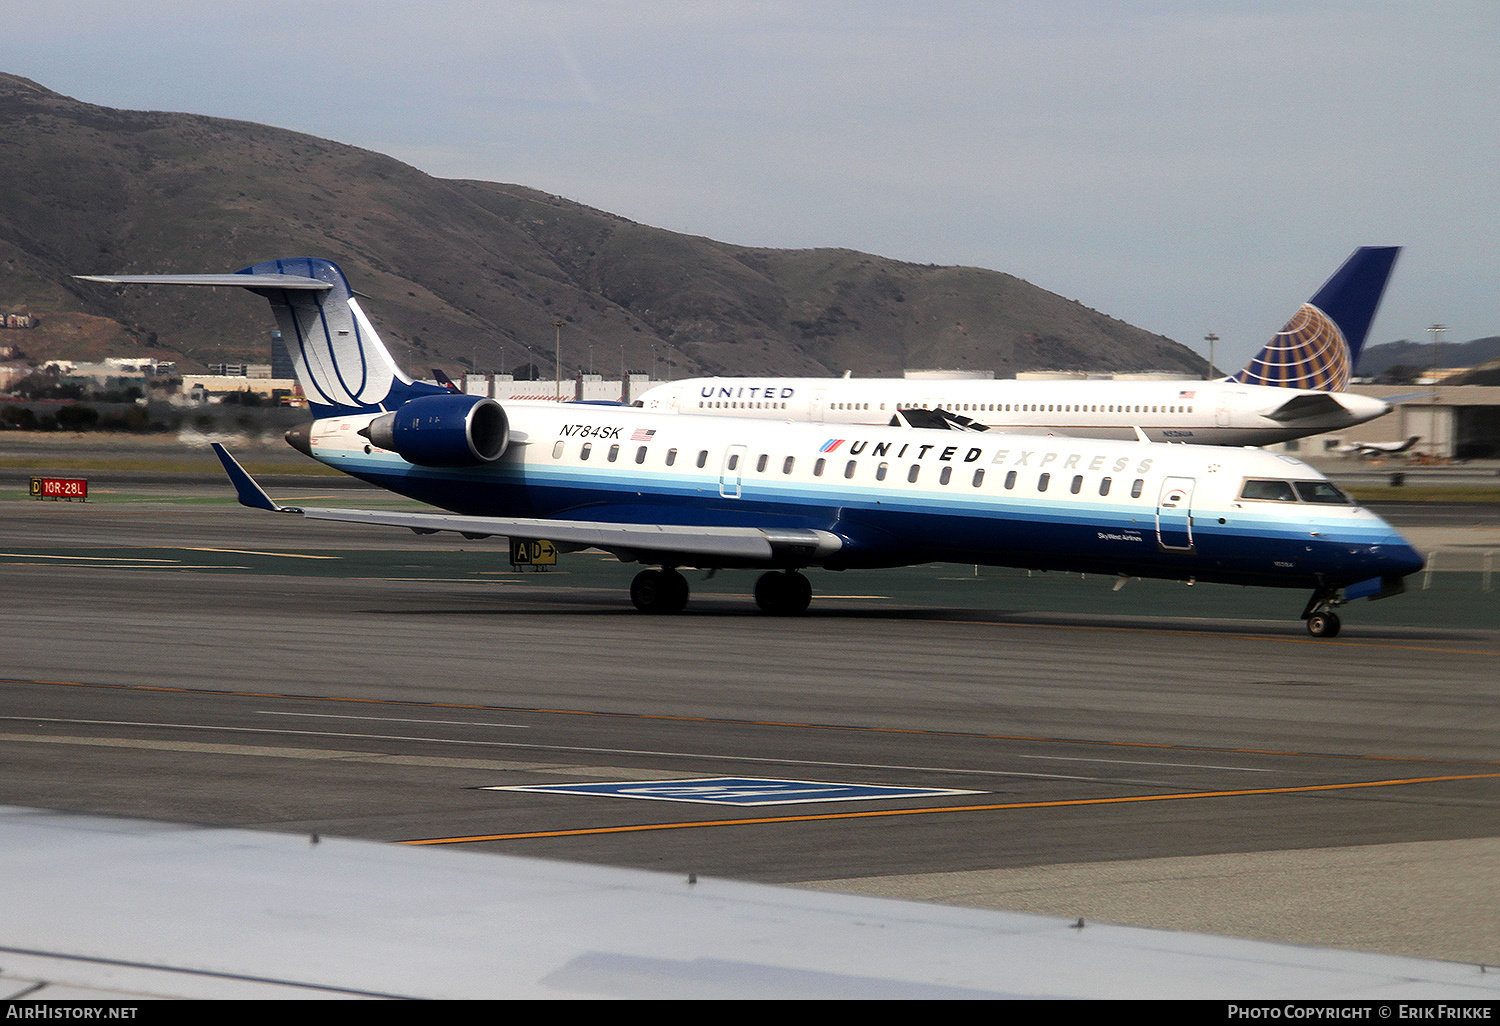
(1215, 391, 1234, 428)
(809, 390, 827, 423)
(1156, 476, 1196, 553)
(719, 444, 747, 498)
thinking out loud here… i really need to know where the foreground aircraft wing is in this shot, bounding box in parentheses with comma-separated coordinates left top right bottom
(11, 804, 1496, 1000)
(211, 444, 839, 564)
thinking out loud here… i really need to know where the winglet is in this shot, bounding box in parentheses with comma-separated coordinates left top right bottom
(211, 443, 299, 513)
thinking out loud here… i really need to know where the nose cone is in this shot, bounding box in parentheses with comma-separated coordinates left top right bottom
(1337, 393, 1391, 425)
(285, 421, 312, 457)
(1383, 539, 1426, 579)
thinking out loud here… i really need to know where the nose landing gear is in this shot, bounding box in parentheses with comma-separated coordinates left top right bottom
(1305, 610, 1342, 638)
(1301, 586, 1344, 638)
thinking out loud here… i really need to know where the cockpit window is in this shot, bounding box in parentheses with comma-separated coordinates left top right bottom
(1239, 479, 1297, 502)
(1293, 481, 1353, 504)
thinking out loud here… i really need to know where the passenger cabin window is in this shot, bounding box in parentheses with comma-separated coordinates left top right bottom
(876, 462, 888, 481)
(756, 454, 768, 472)
(1099, 477, 1112, 496)
(907, 464, 920, 483)
(635, 446, 647, 464)
(1004, 470, 1016, 489)
(726, 453, 739, 471)
(939, 466, 952, 485)
(972, 468, 984, 487)
(844, 460, 857, 479)
(608, 444, 620, 463)
(1240, 479, 1298, 502)
(814, 458, 826, 477)
(1130, 478, 1144, 498)
(666, 448, 678, 466)
(552, 441, 564, 459)
(580, 442, 592, 460)
(1070, 474, 1083, 494)
(783, 456, 795, 474)
(1038, 473, 1050, 492)
(696, 450, 708, 468)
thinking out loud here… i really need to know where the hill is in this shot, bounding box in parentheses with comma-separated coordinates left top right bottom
(1356, 336, 1500, 380)
(0, 73, 1204, 379)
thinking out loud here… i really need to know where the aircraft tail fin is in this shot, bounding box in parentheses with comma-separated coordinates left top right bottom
(78, 258, 446, 416)
(1230, 247, 1399, 392)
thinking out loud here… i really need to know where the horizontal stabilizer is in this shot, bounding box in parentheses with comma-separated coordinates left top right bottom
(1261, 392, 1350, 422)
(77, 258, 443, 415)
(888, 408, 989, 431)
(76, 273, 331, 291)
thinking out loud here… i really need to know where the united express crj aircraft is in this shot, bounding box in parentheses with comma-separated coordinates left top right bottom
(79, 257, 1422, 637)
(636, 247, 1399, 446)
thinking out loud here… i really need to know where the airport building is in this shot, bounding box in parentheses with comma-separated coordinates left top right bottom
(1271, 384, 1500, 460)
(463, 372, 660, 404)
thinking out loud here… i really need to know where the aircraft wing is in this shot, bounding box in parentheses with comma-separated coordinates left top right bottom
(12, 804, 1497, 1000)
(296, 506, 841, 563)
(211, 444, 840, 564)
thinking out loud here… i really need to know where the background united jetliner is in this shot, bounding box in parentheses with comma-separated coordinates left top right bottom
(636, 247, 1399, 446)
(80, 258, 1422, 636)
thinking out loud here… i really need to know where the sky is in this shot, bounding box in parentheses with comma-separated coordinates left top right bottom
(4, 1, 1497, 372)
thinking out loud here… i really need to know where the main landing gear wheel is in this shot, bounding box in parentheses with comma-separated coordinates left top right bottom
(754, 570, 812, 616)
(1306, 611, 1342, 638)
(630, 568, 689, 614)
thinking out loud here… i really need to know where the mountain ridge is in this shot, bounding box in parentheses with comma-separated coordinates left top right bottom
(0, 72, 1204, 380)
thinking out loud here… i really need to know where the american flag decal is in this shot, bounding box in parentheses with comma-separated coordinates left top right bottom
(631, 428, 656, 441)
(1178, 390, 1196, 399)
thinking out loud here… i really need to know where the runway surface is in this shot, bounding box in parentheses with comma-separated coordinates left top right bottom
(1, 481, 1497, 966)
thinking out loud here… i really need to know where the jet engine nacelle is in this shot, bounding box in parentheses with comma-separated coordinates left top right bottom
(363, 394, 508, 467)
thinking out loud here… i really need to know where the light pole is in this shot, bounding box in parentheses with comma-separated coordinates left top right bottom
(1428, 322, 1447, 456)
(1203, 333, 1219, 380)
(1427, 323, 1447, 384)
(553, 320, 563, 401)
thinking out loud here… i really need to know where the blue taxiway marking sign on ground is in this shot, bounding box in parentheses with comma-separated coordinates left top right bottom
(485, 776, 985, 807)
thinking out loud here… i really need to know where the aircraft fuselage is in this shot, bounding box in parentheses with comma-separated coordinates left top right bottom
(306, 401, 1420, 589)
(636, 377, 1389, 446)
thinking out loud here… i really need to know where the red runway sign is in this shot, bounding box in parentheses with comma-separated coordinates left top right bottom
(30, 477, 88, 501)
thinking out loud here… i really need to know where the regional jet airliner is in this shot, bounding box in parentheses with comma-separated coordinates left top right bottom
(79, 257, 1422, 636)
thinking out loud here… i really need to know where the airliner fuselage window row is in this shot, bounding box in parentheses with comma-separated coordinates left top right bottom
(699, 400, 1196, 415)
(542, 435, 1359, 508)
(545, 436, 1160, 495)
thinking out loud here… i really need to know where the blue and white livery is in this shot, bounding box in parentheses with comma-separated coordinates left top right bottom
(636, 248, 1400, 445)
(78, 258, 1423, 636)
